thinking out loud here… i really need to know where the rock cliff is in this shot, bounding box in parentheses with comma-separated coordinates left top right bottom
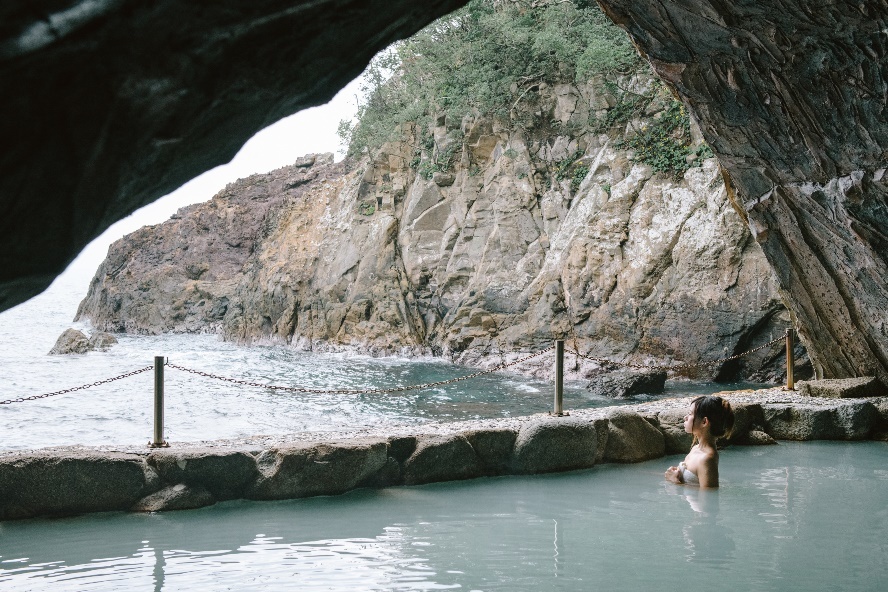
(597, 0, 888, 385)
(78, 79, 796, 381)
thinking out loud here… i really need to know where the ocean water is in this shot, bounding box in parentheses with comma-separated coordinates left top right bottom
(0, 276, 759, 451)
(2, 441, 886, 591)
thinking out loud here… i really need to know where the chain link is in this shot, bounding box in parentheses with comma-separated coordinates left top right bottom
(568, 335, 786, 372)
(166, 346, 555, 395)
(0, 365, 155, 405)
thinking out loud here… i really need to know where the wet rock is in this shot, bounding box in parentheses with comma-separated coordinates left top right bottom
(360, 456, 403, 488)
(48, 328, 91, 355)
(727, 402, 764, 444)
(148, 449, 260, 500)
(603, 410, 665, 463)
(88, 332, 118, 351)
(132, 484, 215, 512)
(465, 428, 517, 474)
(248, 440, 388, 500)
(762, 402, 878, 441)
(387, 436, 418, 464)
(49, 328, 118, 354)
(511, 416, 599, 474)
(798, 377, 885, 399)
(403, 434, 483, 485)
(0, 451, 158, 519)
(585, 370, 667, 398)
(656, 409, 693, 454)
(745, 430, 778, 446)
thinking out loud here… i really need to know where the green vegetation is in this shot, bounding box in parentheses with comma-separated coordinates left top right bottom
(339, 0, 639, 157)
(338, 0, 712, 180)
(617, 98, 709, 179)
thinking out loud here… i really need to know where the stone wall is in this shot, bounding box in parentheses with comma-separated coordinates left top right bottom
(3, 388, 886, 521)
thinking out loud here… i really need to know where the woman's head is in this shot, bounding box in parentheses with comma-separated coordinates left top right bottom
(685, 395, 735, 439)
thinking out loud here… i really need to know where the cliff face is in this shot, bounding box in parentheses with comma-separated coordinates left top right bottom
(76, 156, 343, 334)
(78, 79, 793, 380)
(597, 0, 888, 385)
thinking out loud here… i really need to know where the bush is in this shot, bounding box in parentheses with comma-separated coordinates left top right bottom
(339, 0, 640, 157)
(617, 99, 704, 179)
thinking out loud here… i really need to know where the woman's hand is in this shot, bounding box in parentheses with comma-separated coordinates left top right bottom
(664, 466, 683, 484)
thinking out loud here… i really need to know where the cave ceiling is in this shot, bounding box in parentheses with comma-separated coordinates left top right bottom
(1, 0, 886, 383)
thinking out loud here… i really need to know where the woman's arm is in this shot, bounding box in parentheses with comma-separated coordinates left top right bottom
(696, 456, 719, 488)
(665, 466, 683, 484)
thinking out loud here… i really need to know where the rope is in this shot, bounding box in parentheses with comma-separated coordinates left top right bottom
(165, 346, 555, 395)
(568, 334, 786, 372)
(0, 365, 154, 405)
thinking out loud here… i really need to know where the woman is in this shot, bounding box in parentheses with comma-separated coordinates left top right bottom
(665, 395, 734, 488)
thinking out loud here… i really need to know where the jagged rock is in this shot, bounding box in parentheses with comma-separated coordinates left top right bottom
(762, 402, 878, 441)
(48, 328, 91, 355)
(432, 172, 455, 186)
(598, 0, 888, 387)
(132, 484, 215, 512)
(603, 410, 665, 463)
(247, 441, 387, 500)
(148, 449, 260, 500)
(511, 416, 599, 474)
(0, 451, 158, 520)
(585, 370, 666, 398)
(402, 434, 483, 485)
(88, 332, 118, 351)
(798, 377, 885, 399)
(49, 329, 117, 354)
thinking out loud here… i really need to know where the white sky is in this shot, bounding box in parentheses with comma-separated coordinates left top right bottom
(57, 76, 364, 294)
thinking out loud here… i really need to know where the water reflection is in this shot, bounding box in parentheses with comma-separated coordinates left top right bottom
(3, 443, 888, 591)
(678, 489, 735, 567)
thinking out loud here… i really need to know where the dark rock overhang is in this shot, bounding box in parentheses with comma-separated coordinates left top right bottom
(0, 0, 471, 311)
(596, 0, 887, 384)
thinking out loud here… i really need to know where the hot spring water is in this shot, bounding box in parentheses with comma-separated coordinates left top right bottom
(2, 441, 886, 591)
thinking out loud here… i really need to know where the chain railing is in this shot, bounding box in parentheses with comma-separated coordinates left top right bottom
(165, 346, 555, 395)
(2, 329, 799, 447)
(567, 334, 787, 373)
(0, 365, 154, 405)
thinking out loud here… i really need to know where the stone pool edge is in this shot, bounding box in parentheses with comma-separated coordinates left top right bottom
(2, 387, 887, 520)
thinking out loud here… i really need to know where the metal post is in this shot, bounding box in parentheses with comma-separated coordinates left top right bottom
(553, 340, 565, 416)
(785, 328, 795, 391)
(149, 356, 169, 447)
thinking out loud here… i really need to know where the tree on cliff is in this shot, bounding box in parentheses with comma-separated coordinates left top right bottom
(339, 0, 639, 157)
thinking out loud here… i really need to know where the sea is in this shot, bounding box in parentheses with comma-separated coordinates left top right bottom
(0, 267, 768, 452)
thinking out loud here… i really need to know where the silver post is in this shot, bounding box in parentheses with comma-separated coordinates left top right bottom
(785, 328, 795, 391)
(553, 340, 565, 416)
(149, 356, 169, 447)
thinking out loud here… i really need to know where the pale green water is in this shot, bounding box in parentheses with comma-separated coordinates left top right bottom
(2, 441, 887, 591)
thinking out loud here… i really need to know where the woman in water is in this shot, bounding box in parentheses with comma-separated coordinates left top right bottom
(665, 395, 734, 488)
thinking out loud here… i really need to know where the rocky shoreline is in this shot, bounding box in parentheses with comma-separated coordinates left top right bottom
(2, 384, 885, 521)
(76, 76, 803, 385)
